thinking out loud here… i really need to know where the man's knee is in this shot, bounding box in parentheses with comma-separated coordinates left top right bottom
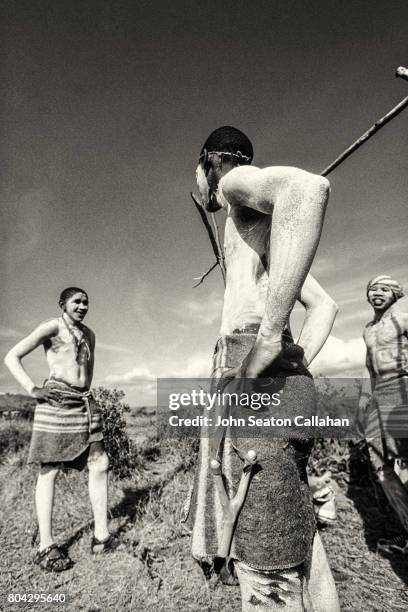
(88, 450, 109, 474)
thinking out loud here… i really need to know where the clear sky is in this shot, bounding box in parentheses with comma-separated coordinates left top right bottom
(1, 0, 407, 404)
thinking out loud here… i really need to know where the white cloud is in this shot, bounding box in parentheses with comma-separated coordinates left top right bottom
(169, 353, 211, 378)
(334, 307, 369, 326)
(104, 366, 155, 384)
(174, 291, 223, 327)
(337, 296, 364, 307)
(310, 334, 366, 377)
(97, 341, 133, 355)
(100, 351, 212, 406)
(103, 350, 212, 384)
(0, 326, 23, 339)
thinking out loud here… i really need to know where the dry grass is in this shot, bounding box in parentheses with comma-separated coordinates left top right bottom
(1, 414, 408, 611)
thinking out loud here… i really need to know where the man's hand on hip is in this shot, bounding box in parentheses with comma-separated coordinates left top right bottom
(239, 337, 302, 378)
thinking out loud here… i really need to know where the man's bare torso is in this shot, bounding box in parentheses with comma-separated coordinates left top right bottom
(220, 205, 271, 334)
(44, 317, 93, 389)
(364, 302, 408, 382)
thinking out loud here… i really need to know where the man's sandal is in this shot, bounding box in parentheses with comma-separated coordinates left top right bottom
(313, 484, 337, 526)
(33, 544, 73, 572)
(91, 534, 120, 554)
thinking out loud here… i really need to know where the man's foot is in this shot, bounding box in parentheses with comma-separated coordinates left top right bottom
(312, 484, 337, 526)
(91, 534, 120, 554)
(377, 535, 408, 555)
(33, 544, 73, 572)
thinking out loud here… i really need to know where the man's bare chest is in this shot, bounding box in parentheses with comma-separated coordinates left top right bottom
(46, 326, 90, 365)
(365, 316, 404, 350)
(224, 208, 270, 270)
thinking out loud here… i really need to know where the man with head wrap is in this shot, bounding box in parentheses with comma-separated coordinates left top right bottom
(360, 274, 408, 554)
(188, 126, 340, 611)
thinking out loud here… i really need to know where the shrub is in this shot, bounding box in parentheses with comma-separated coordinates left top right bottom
(93, 387, 137, 479)
(0, 419, 32, 459)
(308, 378, 369, 483)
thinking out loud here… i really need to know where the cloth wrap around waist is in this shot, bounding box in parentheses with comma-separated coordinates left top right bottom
(364, 375, 408, 458)
(188, 328, 316, 571)
(28, 378, 103, 465)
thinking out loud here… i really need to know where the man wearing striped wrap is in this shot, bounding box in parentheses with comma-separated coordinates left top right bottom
(4, 287, 116, 571)
(360, 275, 408, 555)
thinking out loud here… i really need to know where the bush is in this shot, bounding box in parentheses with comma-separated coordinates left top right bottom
(0, 419, 32, 459)
(93, 387, 137, 479)
(308, 379, 368, 483)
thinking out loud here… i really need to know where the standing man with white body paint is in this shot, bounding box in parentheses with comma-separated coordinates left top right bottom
(360, 274, 408, 555)
(187, 126, 340, 611)
(4, 287, 118, 571)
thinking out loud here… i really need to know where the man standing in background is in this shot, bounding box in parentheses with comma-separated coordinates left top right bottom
(360, 274, 408, 555)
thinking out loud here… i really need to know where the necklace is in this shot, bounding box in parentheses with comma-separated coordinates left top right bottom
(61, 315, 91, 361)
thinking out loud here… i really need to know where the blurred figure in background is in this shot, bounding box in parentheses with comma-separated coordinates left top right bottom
(360, 274, 408, 554)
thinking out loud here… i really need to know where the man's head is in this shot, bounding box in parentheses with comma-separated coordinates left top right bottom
(196, 126, 253, 212)
(59, 287, 89, 324)
(366, 275, 404, 313)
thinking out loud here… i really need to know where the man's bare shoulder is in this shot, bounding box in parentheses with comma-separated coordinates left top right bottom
(19, 318, 60, 346)
(391, 297, 408, 320)
(363, 321, 374, 337)
(218, 165, 259, 206)
(220, 165, 329, 211)
(36, 318, 60, 335)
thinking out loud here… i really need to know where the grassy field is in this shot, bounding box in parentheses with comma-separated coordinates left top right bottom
(1, 409, 408, 612)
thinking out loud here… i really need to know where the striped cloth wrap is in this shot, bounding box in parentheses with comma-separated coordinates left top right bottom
(365, 375, 408, 457)
(28, 378, 103, 465)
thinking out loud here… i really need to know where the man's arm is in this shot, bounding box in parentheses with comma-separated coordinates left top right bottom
(4, 319, 58, 396)
(296, 274, 338, 366)
(221, 166, 330, 376)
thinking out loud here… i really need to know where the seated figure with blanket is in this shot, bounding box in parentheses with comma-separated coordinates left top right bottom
(4, 287, 117, 571)
(188, 126, 340, 611)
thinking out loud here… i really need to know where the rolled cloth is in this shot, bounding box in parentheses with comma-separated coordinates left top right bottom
(188, 330, 316, 571)
(366, 275, 404, 299)
(28, 378, 103, 465)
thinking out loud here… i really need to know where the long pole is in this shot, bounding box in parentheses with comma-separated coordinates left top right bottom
(193, 67, 408, 284)
(321, 66, 408, 176)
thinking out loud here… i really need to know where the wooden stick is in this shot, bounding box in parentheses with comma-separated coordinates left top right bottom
(321, 68, 408, 176)
(210, 450, 257, 558)
(193, 261, 218, 288)
(191, 192, 226, 286)
(193, 68, 408, 281)
(210, 212, 226, 279)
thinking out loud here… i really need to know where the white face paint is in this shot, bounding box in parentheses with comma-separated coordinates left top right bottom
(195, 164, 210, 206)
